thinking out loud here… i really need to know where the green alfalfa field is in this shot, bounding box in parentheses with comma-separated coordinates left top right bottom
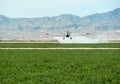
(0, 43, 120, 84)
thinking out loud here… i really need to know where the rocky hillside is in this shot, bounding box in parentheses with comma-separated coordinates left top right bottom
(0, 8, 120, 40)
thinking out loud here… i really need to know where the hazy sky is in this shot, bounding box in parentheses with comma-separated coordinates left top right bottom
(0, 0, 120, 18)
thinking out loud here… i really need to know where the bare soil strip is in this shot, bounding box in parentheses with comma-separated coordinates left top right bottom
(0, 48, 120, 50)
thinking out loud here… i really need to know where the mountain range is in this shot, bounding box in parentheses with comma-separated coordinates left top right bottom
(0, 8, 120, 40)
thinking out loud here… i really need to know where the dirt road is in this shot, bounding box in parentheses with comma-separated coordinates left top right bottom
(0, 48, 120, 50)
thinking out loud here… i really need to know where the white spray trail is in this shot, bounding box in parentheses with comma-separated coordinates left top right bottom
(54, 35, 109, 43)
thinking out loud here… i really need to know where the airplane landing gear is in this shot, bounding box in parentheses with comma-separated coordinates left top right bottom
(63, 37, 72, 40)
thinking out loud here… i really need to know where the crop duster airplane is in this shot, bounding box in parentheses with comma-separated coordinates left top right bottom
(47, 30, 90, 40)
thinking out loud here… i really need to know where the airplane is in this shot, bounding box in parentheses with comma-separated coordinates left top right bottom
(45, 30, 91, 40)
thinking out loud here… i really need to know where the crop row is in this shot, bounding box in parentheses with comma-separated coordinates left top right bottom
(0, 43, 120, 48)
